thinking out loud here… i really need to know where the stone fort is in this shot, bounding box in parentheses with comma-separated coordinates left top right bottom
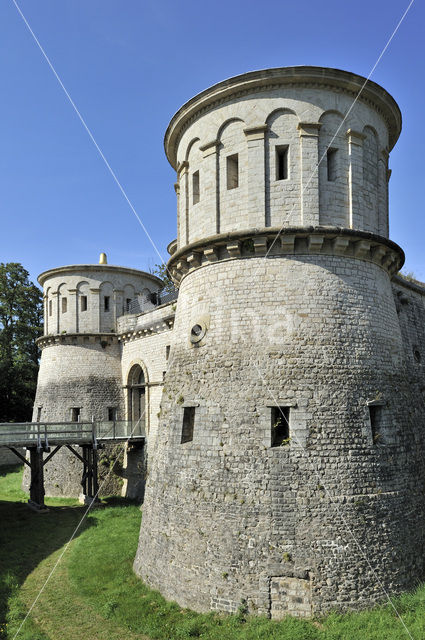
(31, 66, 425, 618)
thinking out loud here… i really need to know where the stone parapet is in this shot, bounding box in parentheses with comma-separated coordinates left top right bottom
(118, 314, 174, 345)
(37, 332, 118, 350)
(165, 66, 401, 168)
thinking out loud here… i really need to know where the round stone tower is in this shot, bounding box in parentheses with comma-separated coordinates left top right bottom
(32, 255, 161, 496)
(135, 67, 425, 617)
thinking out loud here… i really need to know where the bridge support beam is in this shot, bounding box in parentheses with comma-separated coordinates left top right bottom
(81, 444, 99, 505)
(66, 444, 100, 506)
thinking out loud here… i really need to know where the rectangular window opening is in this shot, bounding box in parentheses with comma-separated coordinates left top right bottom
(181, 406, 195, 443)
(276, 146, 289, 181)
(226, 154, 239, 190)
(192, 170, 200, 204)
(126, 298, 132, 312)
(104, 296, 110, 312)
(108, 407, 117, 421)
(271, 406, 290, 447)
(61, 297, 67, 313)
(166, 345, 171, 360)
(49, 300, 52, 316)
(327, 148, 337, 182)
(369, 405, 383, 444)
(36, 407, 42, 422)
(81, 296, 88, 312)
(71, 407, 81, 422)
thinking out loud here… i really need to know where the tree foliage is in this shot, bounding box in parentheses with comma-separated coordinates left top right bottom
(149, 263, 176, 294)
(0, 263, 43, 422)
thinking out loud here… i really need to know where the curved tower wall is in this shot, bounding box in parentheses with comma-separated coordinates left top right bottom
(41, 265, 157, 337)
(167, 67, 398, 252)
(32, 263, 161, 497)
(135, 68, 425, 617)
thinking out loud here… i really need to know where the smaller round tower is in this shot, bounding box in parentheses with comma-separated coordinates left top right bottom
(31, 254, 162, 497)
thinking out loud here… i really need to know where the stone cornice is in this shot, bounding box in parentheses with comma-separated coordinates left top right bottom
(117, 314, 175, 345)
(168, 227, 404, 285)
(393, 274, 425, 295)
(164, 66, 402, 168)
(37, 333, 118, 349)
(38, 265, 163, 288)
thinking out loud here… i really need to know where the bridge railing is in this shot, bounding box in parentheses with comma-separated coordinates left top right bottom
(0, 421, 145, 448)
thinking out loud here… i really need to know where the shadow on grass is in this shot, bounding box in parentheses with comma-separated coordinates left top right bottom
(0, 463, 24, 478)
(101, 495, 141, 508)
(0, 467, 95, 631)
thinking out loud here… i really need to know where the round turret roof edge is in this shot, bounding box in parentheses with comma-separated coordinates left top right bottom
(164, 66, 402, 168)
(38, 264, 164, 288)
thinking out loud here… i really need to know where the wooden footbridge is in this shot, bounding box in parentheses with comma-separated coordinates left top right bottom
(0, 421, 145, 510)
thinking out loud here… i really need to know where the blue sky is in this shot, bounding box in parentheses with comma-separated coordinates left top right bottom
(0, 0, 423, 286)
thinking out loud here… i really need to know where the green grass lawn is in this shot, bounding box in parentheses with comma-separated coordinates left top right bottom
(1, 465, 425, 639)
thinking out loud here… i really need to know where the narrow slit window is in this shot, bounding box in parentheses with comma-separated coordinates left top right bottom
(36, 407, 42, 422)
(104, 296, 110, 312)
(61, 297, 67, 313)
(369, 405, 383, 444)
(192, 170, 200, 204)
(49, 300, 52, 316)
(181, 406, 195, 443)
(271, 406, 290, 447)
(276, 146, 289, 180)
(126, 298, 132, 312)
(107, 407, 117, 421)
(81, 296, 88, 312)
(327, 148, 337, 182)
(166, 345, 170, 360)
(226, 154, 239, 190)
(71, 407, 81, 422)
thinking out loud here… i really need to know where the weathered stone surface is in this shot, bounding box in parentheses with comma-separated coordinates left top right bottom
(30, 66, 425, 618)
(134, 66, 424, 618)
(136, 254, 425, 616)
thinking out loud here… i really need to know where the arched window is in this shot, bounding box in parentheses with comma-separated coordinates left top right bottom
(127, 365, 146, 435)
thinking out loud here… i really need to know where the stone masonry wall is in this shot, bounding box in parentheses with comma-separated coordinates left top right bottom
(26, 337, 125, 497)
(174, 84, 390, 252)
(120, 301, 175, 462)
(42, 266, 159, 337)
(136, 255, 425, 617)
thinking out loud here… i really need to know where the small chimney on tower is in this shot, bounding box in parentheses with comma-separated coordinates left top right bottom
(99, 252, 107, 265)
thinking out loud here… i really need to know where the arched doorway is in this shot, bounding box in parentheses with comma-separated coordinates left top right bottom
(128, 365, 146, 435)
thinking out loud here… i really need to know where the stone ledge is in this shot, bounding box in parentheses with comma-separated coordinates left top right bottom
(165, 66, 401, 167)
(37, 333, 118, 349)
(168, 227, 404, 285)
(118, 314, 175, 345)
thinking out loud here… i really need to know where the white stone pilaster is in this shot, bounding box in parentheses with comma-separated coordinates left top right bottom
(199, 140, 220, 235)
(244, 125, 267, 228)
(346, 129, 366, 230)
(297, 123, 321, 226)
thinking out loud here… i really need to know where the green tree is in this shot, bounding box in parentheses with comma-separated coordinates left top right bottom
(0, 263, 43, 422)
(149, 263, 176, 294)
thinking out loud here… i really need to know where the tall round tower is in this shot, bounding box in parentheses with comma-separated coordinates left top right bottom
(135, 67, 425, 617)
(32, 256, 161, 496)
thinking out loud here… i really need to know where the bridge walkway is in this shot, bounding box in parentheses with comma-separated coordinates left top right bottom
(0, 421, 145, 510)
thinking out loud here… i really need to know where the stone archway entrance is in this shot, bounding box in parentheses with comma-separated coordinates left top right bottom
(128, 365, 146, 435)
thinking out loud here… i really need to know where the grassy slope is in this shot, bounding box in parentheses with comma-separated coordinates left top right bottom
(1, 466, 425, 639)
